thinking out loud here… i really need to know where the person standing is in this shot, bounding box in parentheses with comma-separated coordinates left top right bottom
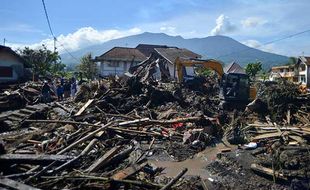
(63, 80, 71, 99)
(41, 81, 51, 103)
(70, 77, 77, 98)
(56, 83, 64, 101)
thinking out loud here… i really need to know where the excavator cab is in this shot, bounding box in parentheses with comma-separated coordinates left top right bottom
(220, 73, 253, 107)
(175, 57, 257, 109)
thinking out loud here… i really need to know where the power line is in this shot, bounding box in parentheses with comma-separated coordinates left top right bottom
(57, 40, 80, 62)
(41, 0, 54, 37)
(216, 28, 310, 59)
(41, 0, 79, 62)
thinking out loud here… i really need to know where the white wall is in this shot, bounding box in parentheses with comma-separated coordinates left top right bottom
(99, 60, 140, 76)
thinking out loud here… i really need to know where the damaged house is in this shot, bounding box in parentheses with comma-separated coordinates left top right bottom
(131, 46, 201, 81)
(94, 47, 147, 77)
(0, 45, 30, 83)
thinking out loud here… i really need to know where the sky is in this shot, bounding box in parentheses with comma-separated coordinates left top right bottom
(1, 0, 310, 56)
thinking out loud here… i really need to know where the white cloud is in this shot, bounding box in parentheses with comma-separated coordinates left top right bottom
(160, 26, 176, 34)
(211, 14, 236, 35)
(241, 17, 267, 28)
(8, 27, 142, 53)
(242, 39, 275, 53)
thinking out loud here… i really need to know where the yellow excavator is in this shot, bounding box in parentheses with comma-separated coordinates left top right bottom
(175, 57, 257, 109)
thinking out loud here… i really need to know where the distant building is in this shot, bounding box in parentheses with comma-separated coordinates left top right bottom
(224, 61, 246, 74)
(269, 65, 297, 82)
(0, 45, 30, 83)
(296, 56, 310, 87)
(94, 47, 147, 76)
(269, 56, 310, 87)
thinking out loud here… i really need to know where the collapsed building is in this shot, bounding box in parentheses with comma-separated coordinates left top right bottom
(94, 44, 201, 81)
(0, 44, 310, 190)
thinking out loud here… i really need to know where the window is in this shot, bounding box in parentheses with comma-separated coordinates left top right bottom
(300, 64, 306, 71)
(0, 66, 13, 77)
(107, 61, 119, 67)
(280, 69, 284, 72)
(300, 75, 306, 83)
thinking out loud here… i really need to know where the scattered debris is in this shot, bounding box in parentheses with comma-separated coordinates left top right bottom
(0, 74, 309, 189)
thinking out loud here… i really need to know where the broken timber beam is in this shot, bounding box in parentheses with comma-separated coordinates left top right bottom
(250, 163, 287, 180)
(27, 122, 113, 180)
(53, 139, 98, 173)
(74, 99, 94, 116)
(0, 177, 41, 190)
(86, 146, 122, 173)
(160, 168, 188, 190)
(0, 154, 73, 165)
(112, 162, 147, 180)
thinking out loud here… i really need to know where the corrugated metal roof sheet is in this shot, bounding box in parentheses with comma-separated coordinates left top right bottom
(154, 48, 201, 64)
(136, 44, 170, 57)
(95, 47, 146, 62)
(224, 61, 246, 74)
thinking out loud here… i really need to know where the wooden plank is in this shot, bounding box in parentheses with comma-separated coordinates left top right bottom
(0, 177, 41, 190)
(86, 146, 122, 173)
(251, 163, 287, 180)
(0, 154, 74, 165)
(288, 135, 306, 144)
(252, 132, 282, 140)
(112, 163, 147, 180)
(74, 99, 94, 116)
(160, 168, 188, 190)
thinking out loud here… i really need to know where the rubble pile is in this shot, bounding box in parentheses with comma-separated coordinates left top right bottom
(0, 75, 309, 189)
(0, 76, 223, 189)
(0, 82, 46, 112)
(215, 80, 310, 189)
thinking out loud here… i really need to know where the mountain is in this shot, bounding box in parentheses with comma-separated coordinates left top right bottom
(61, 32, 288, 69)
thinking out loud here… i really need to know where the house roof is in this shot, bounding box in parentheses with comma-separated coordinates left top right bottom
(271, 65, 294, 70)
(0, 45, 29, 67)
(95, 47, 147, 62)
(154, 47, 201, 64)
(224, 61, 246, 74)
(298, 56, 310, 65)
(136, 44, 170, 57)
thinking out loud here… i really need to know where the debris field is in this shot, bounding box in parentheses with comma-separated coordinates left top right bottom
(0, 75, 310, 190)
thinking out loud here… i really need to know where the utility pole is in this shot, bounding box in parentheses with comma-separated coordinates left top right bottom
(3, 38, 6, 46)
(53, 37, 56, 53)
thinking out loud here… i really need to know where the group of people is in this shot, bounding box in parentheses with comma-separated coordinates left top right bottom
(41, 77, 78, 102)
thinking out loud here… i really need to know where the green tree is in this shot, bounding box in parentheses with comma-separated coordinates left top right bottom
(287, 57, 298, 65)
(76, 53, 98, 80)
(18, 45, 65, 77)
(245, 61, 262, 79)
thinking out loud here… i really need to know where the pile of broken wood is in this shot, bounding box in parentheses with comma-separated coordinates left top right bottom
(0, 75, 221, 189)
(223, 80, 310, 184)
(0, 81, 45, 112)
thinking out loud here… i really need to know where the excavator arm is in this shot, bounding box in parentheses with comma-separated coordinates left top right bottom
(175, 57, 224, 82)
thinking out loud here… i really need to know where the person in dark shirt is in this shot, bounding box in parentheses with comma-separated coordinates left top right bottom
(63, 80, 71, 99)
(41, 81, 51, 103)
(56, 83, 64, 101)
